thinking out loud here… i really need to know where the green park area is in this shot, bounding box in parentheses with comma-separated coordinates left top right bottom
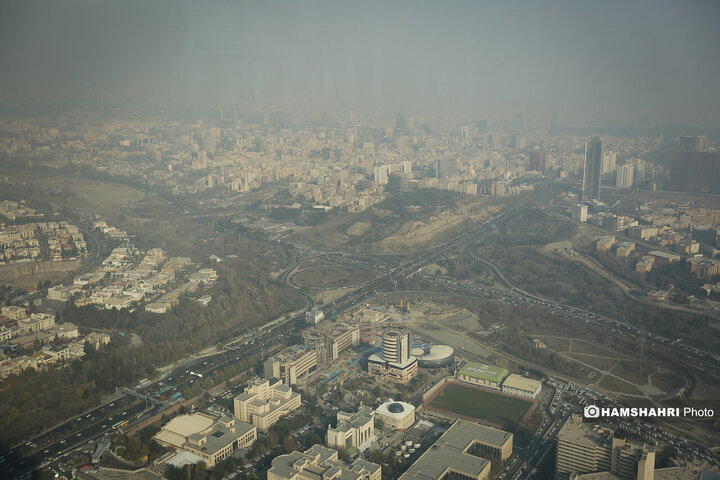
(428, 383, 532, 430)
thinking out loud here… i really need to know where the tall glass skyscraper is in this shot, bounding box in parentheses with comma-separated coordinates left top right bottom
(582, 136, 603, 201)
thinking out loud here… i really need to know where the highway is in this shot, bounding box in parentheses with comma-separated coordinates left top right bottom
(0, 325, 297, 478)
(1, 198, 532, 478)
(304, 201, 533, 322)
(12, 192, 714, 479)
(462, 250, 720, 376)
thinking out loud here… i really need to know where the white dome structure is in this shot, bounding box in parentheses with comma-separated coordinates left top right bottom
(375, 400, 416, 430)
(410, 344, 455, 368)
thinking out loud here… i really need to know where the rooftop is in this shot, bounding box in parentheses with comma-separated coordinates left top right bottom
(502, 374, 541, 392)
(458, 362, 509, 382)
(334, 406, 375, 432)
(154, 412, 255, 453)
(376, 400, 415, 419)
(399, 420, 511, 480)
(573, 466, 710, 480)
(440, 418, 513, 450)
(268, 444, 380, 480)
(161, 450, 205, 468)
(648, 250, 681, 260)
(187, 422, 253, 455)
(268, 344, 317, 363)
(159, 413, 215, 438)
(557, 416, 612, 448)
(401, 445, 489, 480)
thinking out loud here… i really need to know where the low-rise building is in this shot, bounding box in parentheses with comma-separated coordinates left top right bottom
(368, 355, 418, 382)
(0, 359, 21, 378)
(375, 401, 415, 431)
(596, 236, 616, 252)
(267, 444, 381, 480)
(328, 324, 360, 362)
(648, 250, 681, 265)
(145, 302, 169, 314)
(11, 331, 54, 349)
(0, 326, 12, 342)
(615, 242, 635, 257)
(688, 257, 720, 278)
(153, 412, 256, 468)
(635, 256, 654, 273)
(1, 305, 27, 321)
(326, 406, 375, 451)
(457, 362, 509, 390)
(306, 309, 324, 324)
(19, 313, 55, 334)
(54, 322, 79, 339)
(86, 332, 111, 349)
(399, 419, 513, 480)
(627, 226, 657, 241)
(264, 344, 318, 385)
(352, 308, 390, 324)
(41, 344, 71, 362)
(501, 374, 542, 399)
(104, 295, 133, 310)
(68, 341, 85, 359)
(233, 378, 301, 430)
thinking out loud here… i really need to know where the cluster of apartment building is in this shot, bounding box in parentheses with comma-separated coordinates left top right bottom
(45, 234, 216, 313)
(265, 404, 512, 480)
(595, 236, 637, 259)
(91, 219, 131, 241)
(0, 218, 86, 264)
(587, 200, 720, 281)
(0, 200, 37, 220)
(589, 200, 720, 258)
(0, 305, 110, 379)
(263, 324, 361, 387)
(155, 409, 383, 479)
(595, 232, 720, 280)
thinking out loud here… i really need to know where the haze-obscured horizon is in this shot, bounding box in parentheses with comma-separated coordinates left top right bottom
(1, 0, 719, 129)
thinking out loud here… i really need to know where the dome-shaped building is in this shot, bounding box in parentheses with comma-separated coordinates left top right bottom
(375, 400, 415, 430)
(410, 345, 455, 368)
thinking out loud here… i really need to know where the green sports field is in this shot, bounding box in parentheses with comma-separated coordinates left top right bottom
(427, 383, 532, 430)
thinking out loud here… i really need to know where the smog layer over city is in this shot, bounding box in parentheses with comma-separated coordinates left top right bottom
(0, 1, 719, 480)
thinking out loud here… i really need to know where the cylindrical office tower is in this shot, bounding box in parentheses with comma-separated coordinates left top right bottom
(382, 330, 409, 364)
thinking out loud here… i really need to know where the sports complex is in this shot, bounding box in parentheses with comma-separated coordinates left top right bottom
(423, 362, 538, 431)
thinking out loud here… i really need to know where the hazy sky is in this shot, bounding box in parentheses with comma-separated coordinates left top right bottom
(1, 0, 719, 127)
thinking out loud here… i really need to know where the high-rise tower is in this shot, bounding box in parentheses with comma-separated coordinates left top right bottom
(616, 164, 634, 188)
(382, 330, 410, 364)
(582, 136, 603, 201)
(529, 150, 545, 173)
(435, 158, 458, 178)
